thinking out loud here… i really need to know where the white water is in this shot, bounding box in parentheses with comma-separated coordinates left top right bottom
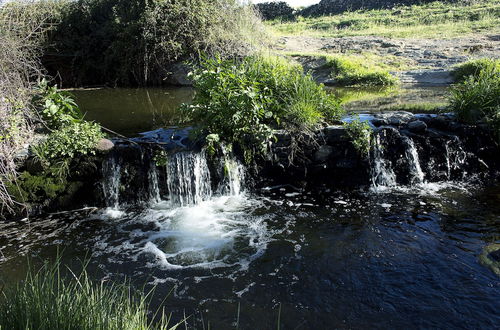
(97, 150, 271, 272)
(403, 136, 425, 185)
(166, 151, 212, 206)
(102, 157, 121, 210)
(370, 134, 397, 191)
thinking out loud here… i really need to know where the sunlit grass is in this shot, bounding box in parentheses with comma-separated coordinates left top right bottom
(267, 0, 500, 38)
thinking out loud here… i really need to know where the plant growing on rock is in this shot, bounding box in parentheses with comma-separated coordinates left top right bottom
(344, 117, 372, 155)
(183, 54, 343, 162)
(450, 65, 500, 140)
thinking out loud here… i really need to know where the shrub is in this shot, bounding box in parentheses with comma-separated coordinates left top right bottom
(25, 0, 266, 87)
(452, 58, 500, 83)
(34, 79, 82, 128)
(0, 258, 177, 329)
(450, 66, 500, 139)
(255, 2, 295, 21)
(344, 117, 372, 155)
(183, 55, 343, 159)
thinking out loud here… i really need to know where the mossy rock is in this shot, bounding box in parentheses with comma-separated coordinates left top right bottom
(479, 243, 500, 276)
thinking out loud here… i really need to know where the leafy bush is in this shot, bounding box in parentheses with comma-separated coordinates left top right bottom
(325, 56, 398, 87)
(21, 0, 265, 87)
(6, 171, 67, 204)
(183, 55, 343, 159)
(35, 121, 104, 161)
(344, 117, 372, 155)
(0, 258, 177, 329)
(34, 79, 82, 128)
(452, 58, 500, 83)
(450, 66, 500, 139)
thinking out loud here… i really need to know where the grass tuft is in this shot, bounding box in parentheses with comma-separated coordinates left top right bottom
(0, 258, 179, 330)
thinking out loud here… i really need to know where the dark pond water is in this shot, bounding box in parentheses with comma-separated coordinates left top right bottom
(72, 87, 194, 136)
(0, 183, 499, 329)
(70, 86, 448, 137)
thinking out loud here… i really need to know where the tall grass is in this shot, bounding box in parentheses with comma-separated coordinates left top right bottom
(267, 0, 500, 38)
(0, 259, 180, 330)
(452, 58, 500, 82)
(450, 65, 500, 139)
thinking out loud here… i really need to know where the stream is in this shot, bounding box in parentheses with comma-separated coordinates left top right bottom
(0, 87, 499, 329)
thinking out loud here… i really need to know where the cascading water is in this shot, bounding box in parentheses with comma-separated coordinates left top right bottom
(166, 151, 213, 206)
(370, 134, 397, 191)
(445, 137, 468, 180)
(403, 136, 425, 185)
(96, 148, 266, 271)
(147, 162, 161, 203)
(101, 156, 121, 209)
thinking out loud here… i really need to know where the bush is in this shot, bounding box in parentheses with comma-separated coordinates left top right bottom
(0, 258, 177, 329)
(326, 56, 398, 86)
(452, 58, 500, 83)
(255, 1, 295, 21)
(344, 117, 372, 155)
(183, 55, 343, 159)
(25, 0, 266, 87)
(450, 66, 500, 139)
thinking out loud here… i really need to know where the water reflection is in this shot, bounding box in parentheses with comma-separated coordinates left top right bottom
(71, 87, 194, 136)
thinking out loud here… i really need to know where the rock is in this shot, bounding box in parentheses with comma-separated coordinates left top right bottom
(314, 145, 333, 163)
(374, 111, 414, 126)
(96, 138, 114, 151)
(407, 120, 427, 133)
(479, 243, 500, 276)
(324, 125, 349, 143)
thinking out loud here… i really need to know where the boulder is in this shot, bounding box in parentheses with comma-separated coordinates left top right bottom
(407, 120, 427, 133)
(314, 145, 334, 163)
(324, 125, 349, 143)
(96, 138, 114, 152)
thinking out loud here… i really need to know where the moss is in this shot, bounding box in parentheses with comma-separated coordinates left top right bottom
(6, 172, 67, 204)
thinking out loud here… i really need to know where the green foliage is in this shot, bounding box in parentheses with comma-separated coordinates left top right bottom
(34, 121, 104, 161)
(452, 58, 500, 83)
(325, 56, 398, 87)
(34, 79, 82, 128)
(267, 0, 500, 38)
(6, 171, 67, 204)
(183, 54, 343, 158)
(450, 66, 500, 140)
(153, 149, 169, 167)
(0, 258, 178, 330)
(23, 0, 265, 86)
(344, 117, 372, 155)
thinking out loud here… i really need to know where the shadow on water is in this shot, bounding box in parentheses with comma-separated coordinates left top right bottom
(71, 87, 194, 137)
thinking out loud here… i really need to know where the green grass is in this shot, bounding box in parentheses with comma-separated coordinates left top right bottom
(286, 52, 400, 86)
(267, 0, 500, 38)
(452, 58, 500, 82)
(0, 258, 181, 330)
(450, 65, 500, 139)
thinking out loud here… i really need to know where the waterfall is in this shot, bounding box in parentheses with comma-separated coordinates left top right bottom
(102, 156, 121, 209)
(166, 151, 213, 206)
(219, 145, 245, 196)
(148, 163, 161, 203)
(403, 136, 425, 185)
(370, 134, 397, 190)
(445, 137, 468, 180)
